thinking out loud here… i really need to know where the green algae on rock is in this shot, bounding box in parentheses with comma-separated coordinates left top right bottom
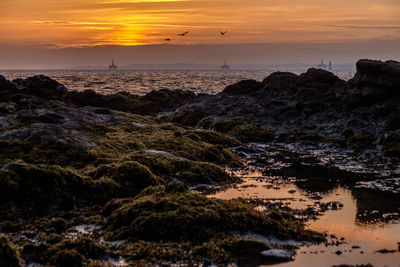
(0, 162, 93, 209)
(102, 185, 323, 243)
(200, 117, 275, 143)
(348, 130, 377, 149)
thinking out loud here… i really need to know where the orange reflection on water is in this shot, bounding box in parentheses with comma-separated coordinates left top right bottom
(210, 176, 400, 267)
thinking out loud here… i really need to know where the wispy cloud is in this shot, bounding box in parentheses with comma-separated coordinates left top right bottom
(326, 24, 400, 30)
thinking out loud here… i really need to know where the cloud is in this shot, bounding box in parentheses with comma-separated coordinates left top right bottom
(326, 24, 400, 30)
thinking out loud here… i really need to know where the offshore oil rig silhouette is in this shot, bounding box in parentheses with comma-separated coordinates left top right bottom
(109, 59, 117, 70)
(221, 58, 230, 70)
(317, 58, 332, 70)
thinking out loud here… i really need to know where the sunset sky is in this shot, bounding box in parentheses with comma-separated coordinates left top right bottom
(1, 0, 400, 47)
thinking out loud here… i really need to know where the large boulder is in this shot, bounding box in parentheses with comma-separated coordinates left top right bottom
(349, 59, 400, 99)
(223, 80, 261, 95)
(261, 72, 299, 93)
(13, 75, 67, 97)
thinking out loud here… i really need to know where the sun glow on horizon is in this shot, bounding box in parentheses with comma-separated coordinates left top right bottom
(0, 0, 399, 48)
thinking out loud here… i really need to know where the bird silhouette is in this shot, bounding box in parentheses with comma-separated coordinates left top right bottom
(178, 31, 189, 36)
(164, 38, 171, 41)
(220, 31, 228, 36)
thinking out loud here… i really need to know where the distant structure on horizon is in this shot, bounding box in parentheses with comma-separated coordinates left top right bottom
(221, 58, 230, 70)
(109, 59, 117, 70)
(317, 58, 328, 69)
(328, 61, 332, 71)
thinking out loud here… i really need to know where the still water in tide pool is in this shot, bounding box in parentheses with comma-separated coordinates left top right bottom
(0, 69, 355, 95)
(210, 175, 400, 267)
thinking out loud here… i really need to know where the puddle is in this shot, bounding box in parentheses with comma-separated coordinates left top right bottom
(209, 171, 400, 266)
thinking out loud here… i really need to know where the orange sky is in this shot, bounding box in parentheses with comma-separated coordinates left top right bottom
(0, 0, 399, 47)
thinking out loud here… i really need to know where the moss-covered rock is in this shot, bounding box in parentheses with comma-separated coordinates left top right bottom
(184, 130, 242, 147)
(0, 162, 92, 208)
(53, 249, 85, 267)
(130, 153, 237, 185)
(194, 237, 271, 264)
(0, 140, 96, 168)
(91, 161, 164, 195)
(204, 117, 275, 143)
(348, 131, 377, 149)
(54, 238, 106, 260)
(102, 186, 322, 243)
(49, 218, 68, 234)
(170, 111, 209, 126)
(0, 234, 22, 267)
(383, 133, 400, 157)
(293, 130, 327, 143)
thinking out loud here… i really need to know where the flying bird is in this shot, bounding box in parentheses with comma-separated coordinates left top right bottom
(178, 31, 189, 36)
(220, 31, 228, 36)
(164, 38, 171, 41)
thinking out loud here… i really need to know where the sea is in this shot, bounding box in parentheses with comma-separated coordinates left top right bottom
(0, 69, 355, 95)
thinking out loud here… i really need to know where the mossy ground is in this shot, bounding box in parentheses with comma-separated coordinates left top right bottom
(0, 90, 323, 265)
(0, 111, 242, 211)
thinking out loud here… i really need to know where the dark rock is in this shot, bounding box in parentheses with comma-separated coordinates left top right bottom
(49, 217, 67, 233)
(349, 59, 400, 100)
(386, 109, 400, 131)
(54, 249, 84, 267)
(14, 75, 67, 98)
(93, 108, 114, 115)
(202, 258, 212, 267)
(335, 250, 342, 255)
(342, 128, 355, 139)
(38, 113, 65, 124)
(375, 249, 397, 253)
(141, 89, 196, 114)
(348, 131, 376, 149)
(260, 249, 295, 262)
(0, 75, 17, 91)
(0, 123, 91, 148)
(333, 138, 347, 148)
(0, 234, 22, 267)
(298, 68, 345, 89)
(382, 133, 400, 157)
(261, 72, 299, 92)
(223, 79, 261, 95)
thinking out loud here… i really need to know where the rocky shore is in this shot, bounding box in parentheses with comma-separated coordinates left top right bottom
(0, 59, 399, 266)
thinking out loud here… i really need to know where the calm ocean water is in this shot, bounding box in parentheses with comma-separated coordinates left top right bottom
(1, 69, 354, 95)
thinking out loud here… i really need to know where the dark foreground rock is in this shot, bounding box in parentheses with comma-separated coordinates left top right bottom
(0, 234, 22, 267)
